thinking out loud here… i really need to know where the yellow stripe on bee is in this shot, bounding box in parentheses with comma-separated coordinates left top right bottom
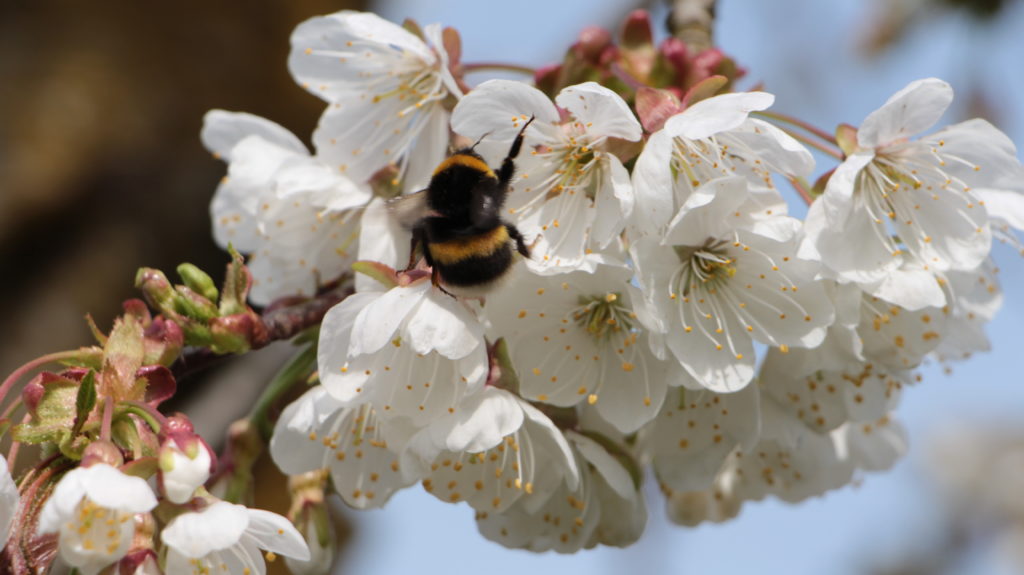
(432, 154, 495, 178)
(429, 226, 509, 265)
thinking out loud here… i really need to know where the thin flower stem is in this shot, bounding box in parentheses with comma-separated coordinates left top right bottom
(782, 128, 844, 161)
(6, 412, 31, 467)
(119, 401, 168, 433)
(788, 176, 814, 205)
(0, 350, 82, 408)
(461, 62, 535, 76)
(101, 398, 114, 442)
(1, 395, 22, 420)
(755, 110, 838, 145)
(250, 340, 319, 441)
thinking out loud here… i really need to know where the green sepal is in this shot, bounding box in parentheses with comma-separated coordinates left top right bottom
(121, 456, 159, 480)
(683, 75, 728, 106)
(352, 260, 399, 289)
(836, 123, 859, 156)
(102, 315, 145, 400)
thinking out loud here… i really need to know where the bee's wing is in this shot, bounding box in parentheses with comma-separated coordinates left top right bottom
(386, 189, 431, 229)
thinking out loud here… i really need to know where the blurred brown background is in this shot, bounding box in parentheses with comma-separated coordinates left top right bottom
(0, 0, 365, 378)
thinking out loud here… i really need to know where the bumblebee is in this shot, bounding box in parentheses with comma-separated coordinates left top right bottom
(390, 117, 534, 297)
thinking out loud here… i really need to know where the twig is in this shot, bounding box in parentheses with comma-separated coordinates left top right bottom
(667, 0, 717, 54)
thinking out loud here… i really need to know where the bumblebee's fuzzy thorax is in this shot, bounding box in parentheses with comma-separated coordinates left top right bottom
(389, 116, 535, 297)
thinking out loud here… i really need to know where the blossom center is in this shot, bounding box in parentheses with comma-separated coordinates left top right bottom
(571, 292, 634, 341)
(65, 499, 131, 556)
(674, 241, 737, 296)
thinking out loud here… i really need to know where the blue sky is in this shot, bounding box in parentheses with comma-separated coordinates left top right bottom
(335, 1, 1024, 573)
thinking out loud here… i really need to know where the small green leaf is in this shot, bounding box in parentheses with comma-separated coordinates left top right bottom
(72, 371, 97, 436)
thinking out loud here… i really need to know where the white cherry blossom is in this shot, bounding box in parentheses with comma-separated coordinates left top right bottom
(630, 91, 814, 237)
(37, 464, 158, 575)
(202, 110, 371, 306)
(665, 398, 906, 526)
(933, 262, 1002, 362)
(289, 11, 461, 191)
(759, 348, 906, 434)
(648, 384, 761, 494)
(800, 78, 1022, 301)
(269, 387, 414, 509)
(400, 386, 579, 513)
(475, 431, 644, 552)
(1, 455, 18, 550)
(631, 176, 834, 392)
(451, 80, 642, 271)
(484, 261, 671, 433)
(161, 500, 309, 575)
(318, 280, 489, 425)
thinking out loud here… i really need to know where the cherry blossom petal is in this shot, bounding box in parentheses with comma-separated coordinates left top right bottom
(555, 82, 642, 141)
(663, 91, 774, 141)
(858, 78, 953, 149)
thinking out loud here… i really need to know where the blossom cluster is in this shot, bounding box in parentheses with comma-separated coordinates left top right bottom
(211, 9, 1022, 552)
(2, 7, 1023, 573)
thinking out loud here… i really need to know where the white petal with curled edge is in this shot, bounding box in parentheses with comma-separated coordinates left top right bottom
(858, 78, 953, 149)
(161, 501, 249, 558)
(201, 110, 307, 160)
(244, 508, 311, 560)
(348, 282, 429, 357)
(556, 82, 642, 141)
(568, 432, 634, 500)
(664, 91, 775, 141)
(404, 290, 484, 359)
(451, 79, 561, 142)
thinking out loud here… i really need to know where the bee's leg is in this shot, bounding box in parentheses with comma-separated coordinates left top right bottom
(431, 267, 458, 298)
(506, 223, 531, 259)
(402, 227, 427, 272)
(496, 115, 536, 186)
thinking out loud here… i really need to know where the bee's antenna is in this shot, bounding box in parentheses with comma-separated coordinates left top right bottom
(470, 130, 493, 151)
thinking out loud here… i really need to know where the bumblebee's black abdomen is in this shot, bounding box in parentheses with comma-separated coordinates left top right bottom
(427, 225, 514, 287)
(435, 243, 514, 287)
